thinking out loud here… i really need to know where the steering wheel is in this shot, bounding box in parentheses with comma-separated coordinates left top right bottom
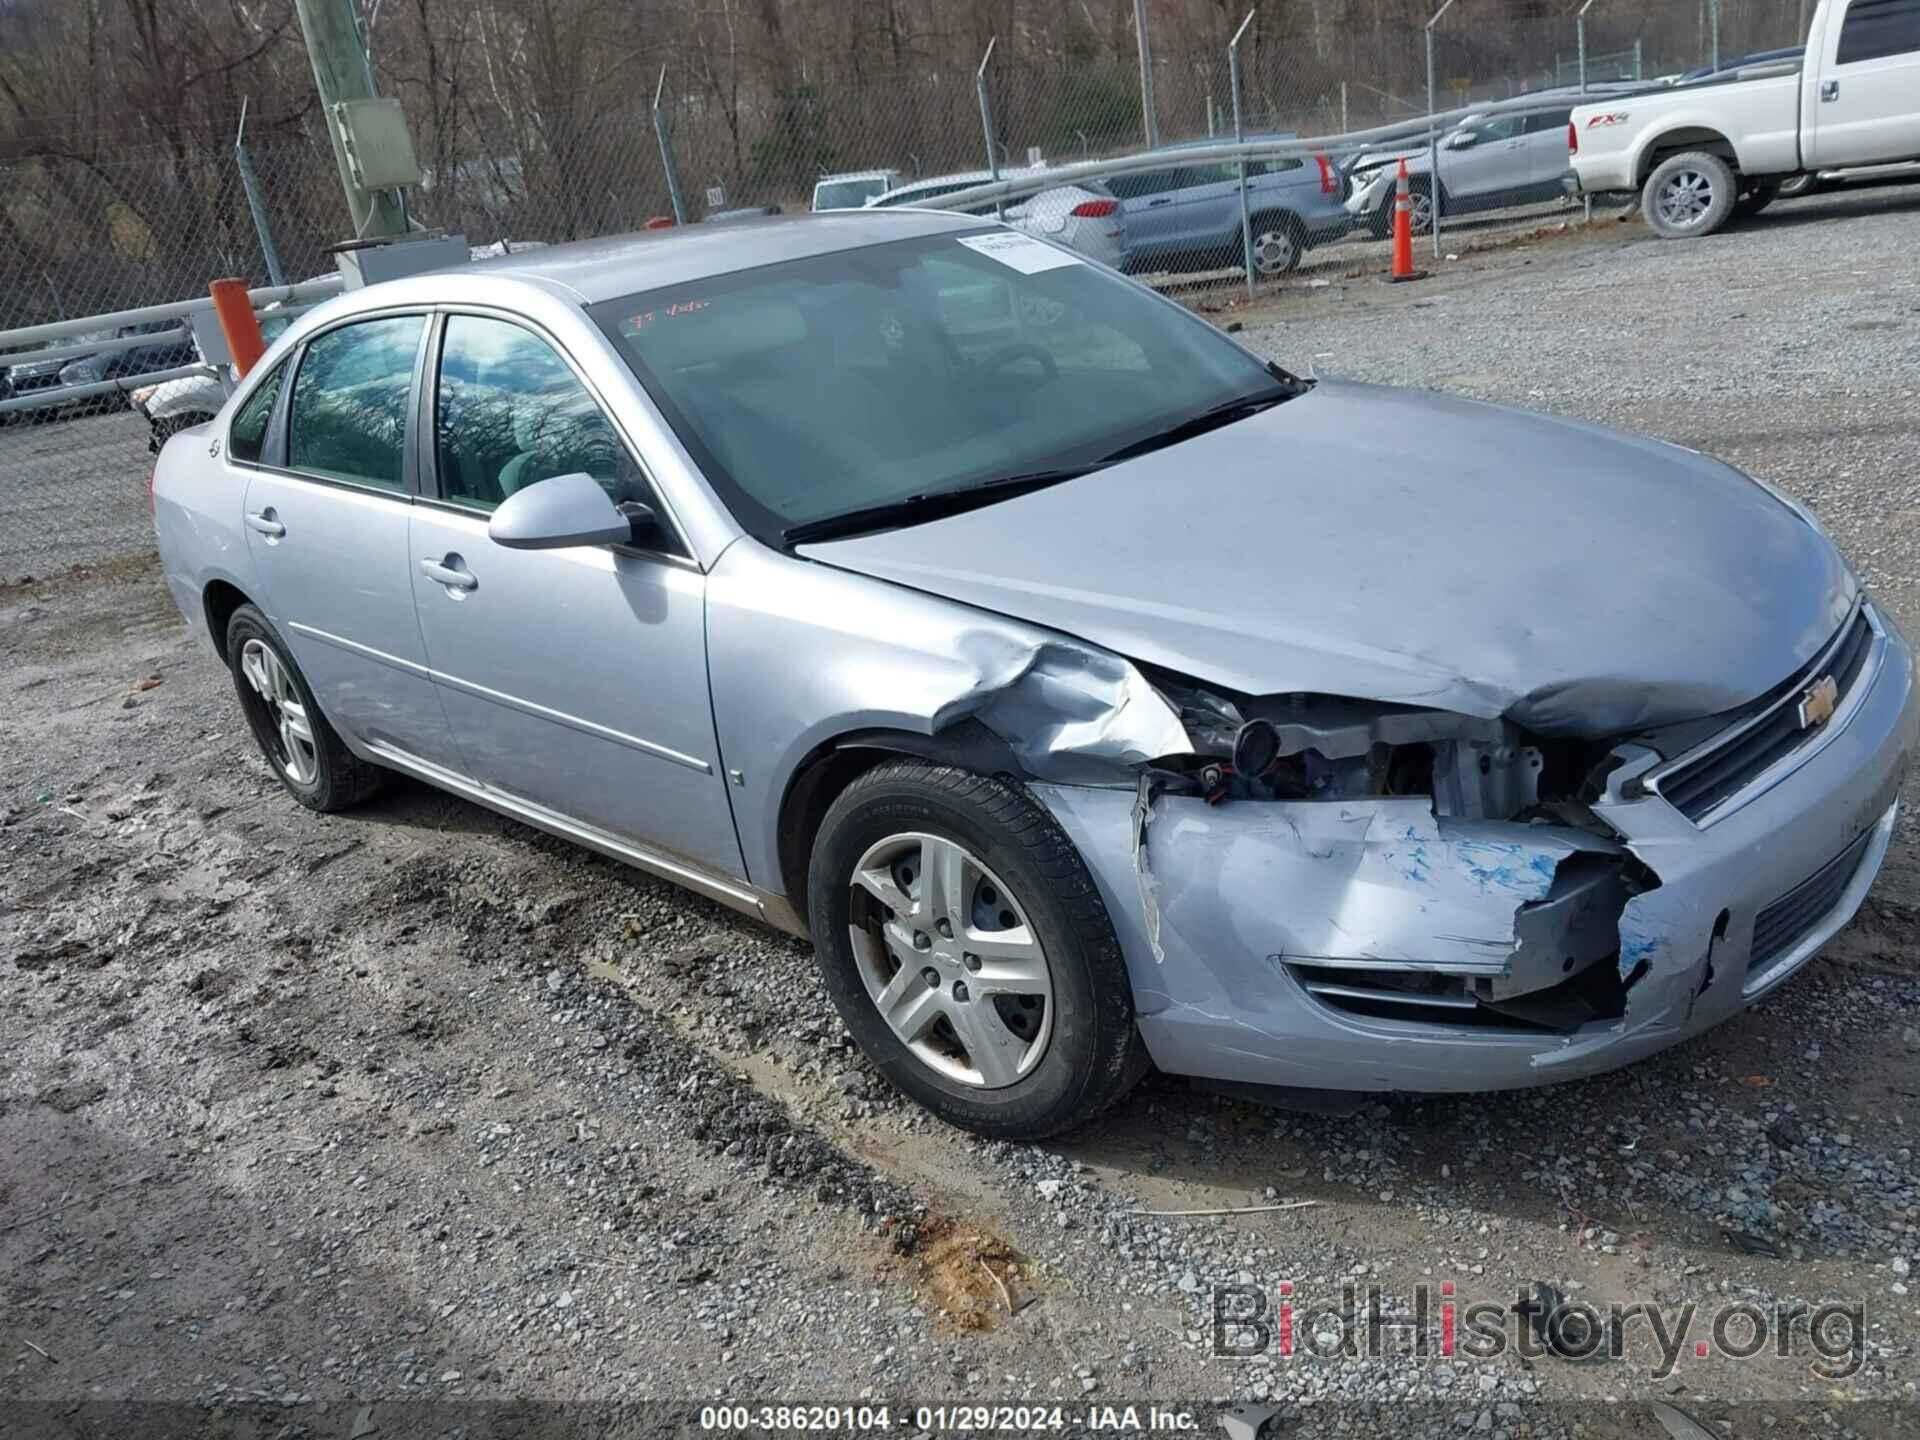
(977, 343, 1058, 385)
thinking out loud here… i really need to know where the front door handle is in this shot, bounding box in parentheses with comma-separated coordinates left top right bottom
(244, 510, 285, 538)
(1821, 79, 1839, 102)
(419, 556, 477, 592)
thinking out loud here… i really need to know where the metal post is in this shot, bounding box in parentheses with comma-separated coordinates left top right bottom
(1133, 0, 1160, 148)
(976, 38, 1005, 221)
(1426, 0, 1457, 261)
(1341, 80, 1349, 134)
(1634, 36, 1643, 77)
(1710, 0, 1721, 70)
(292, 0, 408, 239)
(652, 66, 687, 225)
(1230, 10, 1256, 297)
(1578, 0, 1596, 225)
(233, 100, 286, 287)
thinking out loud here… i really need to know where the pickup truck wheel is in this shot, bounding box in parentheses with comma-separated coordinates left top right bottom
(807, 761, 1150, 1140)
(1643, 151, 1737, 237)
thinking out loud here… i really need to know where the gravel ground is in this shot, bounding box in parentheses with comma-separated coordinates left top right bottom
(5, 184, 1920, 1437)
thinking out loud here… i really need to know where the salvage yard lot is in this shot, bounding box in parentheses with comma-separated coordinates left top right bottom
(4, 183, 1920, 1432)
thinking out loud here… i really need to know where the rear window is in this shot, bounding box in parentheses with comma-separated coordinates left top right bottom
(1837, 0, 1920, 62)
(815, 178, 890, 209)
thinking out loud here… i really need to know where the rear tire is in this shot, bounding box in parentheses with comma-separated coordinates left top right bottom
(806, 761, 1149, 1140)
(225, 603, 385, 813)
(1642, 151, 1737, 238)
(1247, 212, 1305, 276)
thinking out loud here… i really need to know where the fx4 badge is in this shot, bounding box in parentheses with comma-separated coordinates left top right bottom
(1797, 674, 1839, 730)
(1586, 112, 1629, 127)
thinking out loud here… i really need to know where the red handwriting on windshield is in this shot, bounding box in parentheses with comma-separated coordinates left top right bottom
(630, 299, 711, 330)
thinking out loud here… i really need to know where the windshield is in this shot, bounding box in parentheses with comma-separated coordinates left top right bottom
(814, 177, 891, 209)
(591, 230, 1284, 544)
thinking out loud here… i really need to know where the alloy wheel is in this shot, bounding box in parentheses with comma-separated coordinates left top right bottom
(846, 831, 1053, 1089)
(1656, 169, 1716, 229)
(239, 638, 318, 785)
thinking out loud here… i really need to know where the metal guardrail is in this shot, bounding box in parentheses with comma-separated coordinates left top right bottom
(0, 274, 345, 418)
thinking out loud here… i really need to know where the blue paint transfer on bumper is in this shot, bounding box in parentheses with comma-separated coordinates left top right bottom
(1035, 604, 1917, 1093)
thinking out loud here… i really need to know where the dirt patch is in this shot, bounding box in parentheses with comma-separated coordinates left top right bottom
(911, 1216, 1028, 1332)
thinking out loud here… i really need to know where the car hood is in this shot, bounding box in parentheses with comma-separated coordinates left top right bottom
(1351, 148, 1429, 176)
(799, 379, 1856, 737)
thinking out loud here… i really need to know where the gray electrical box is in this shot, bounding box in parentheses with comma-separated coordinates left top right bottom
(334, 232, 469, 290)
(333, 98, 423, 190)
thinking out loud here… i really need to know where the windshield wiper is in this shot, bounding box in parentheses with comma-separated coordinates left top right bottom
(783, 466, 1101, 546)
(1094, 380, 1305, 466)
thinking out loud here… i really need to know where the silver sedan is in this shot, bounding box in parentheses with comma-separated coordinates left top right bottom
(152, 211, 1915, 1138)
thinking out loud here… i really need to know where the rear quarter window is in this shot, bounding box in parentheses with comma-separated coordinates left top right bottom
(228, 359, 288, 465)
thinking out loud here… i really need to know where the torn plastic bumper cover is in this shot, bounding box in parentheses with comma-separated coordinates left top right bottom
(1023, 608, 1915, 1094)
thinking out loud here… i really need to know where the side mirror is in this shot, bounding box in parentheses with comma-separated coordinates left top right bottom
(488, 471, 635, 550)
(1447, 130, 1479, 149)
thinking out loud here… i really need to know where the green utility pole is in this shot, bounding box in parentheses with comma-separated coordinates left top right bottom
(293, 0, 409, 239)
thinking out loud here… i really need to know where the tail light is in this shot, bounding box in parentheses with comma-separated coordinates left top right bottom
(1568, 121, 1578, 154)
(1069, 198, 1120, 218)
(1316, 155, 1336, 193)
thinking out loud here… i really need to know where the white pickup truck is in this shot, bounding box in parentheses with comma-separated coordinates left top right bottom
(1570, 0, 1920, 236)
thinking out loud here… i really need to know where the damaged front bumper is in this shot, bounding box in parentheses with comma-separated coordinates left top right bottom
(1034, 605, 1917, 1093)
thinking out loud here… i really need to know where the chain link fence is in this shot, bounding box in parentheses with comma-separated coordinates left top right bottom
(2, 0, 1813, 584)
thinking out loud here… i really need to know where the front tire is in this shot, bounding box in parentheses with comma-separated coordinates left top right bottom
(1371, 180, 1434, 238)
(1642, 151, 1737, 238)
(225, 603, 385, 812)
(807, 762, 1148, 1140)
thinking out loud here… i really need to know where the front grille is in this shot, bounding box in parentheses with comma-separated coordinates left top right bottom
(1656, 607, 1875, 822)
(1747, 827, 1873, 978)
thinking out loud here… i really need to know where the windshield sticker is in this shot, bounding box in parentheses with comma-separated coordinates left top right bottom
(955, 231, 1082, 275)
(628, 298, 711, 331)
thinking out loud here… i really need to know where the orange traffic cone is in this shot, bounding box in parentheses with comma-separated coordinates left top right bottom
(1390, 158, 1425, 284)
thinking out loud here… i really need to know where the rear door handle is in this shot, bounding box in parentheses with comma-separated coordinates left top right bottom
(419, 556, 477, 592)
(244, 510, 284, 538)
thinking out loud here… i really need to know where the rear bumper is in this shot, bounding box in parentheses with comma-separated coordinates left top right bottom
(1036, 602, 1917, 1093)
(1572, 154, 1637, 195)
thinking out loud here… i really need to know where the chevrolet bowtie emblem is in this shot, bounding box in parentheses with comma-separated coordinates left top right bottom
(1797, 674, 1839, 730)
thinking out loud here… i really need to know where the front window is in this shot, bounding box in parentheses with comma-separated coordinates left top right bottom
(592, 230, 1285, 544)
(433, 314, 654, 515)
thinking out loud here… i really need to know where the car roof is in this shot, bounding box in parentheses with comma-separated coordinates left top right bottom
(459, 210, 989, 302)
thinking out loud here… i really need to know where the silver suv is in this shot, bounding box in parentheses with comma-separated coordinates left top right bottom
(1345, 106, 1577, 236)
(1107, 136, 1352, 276)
